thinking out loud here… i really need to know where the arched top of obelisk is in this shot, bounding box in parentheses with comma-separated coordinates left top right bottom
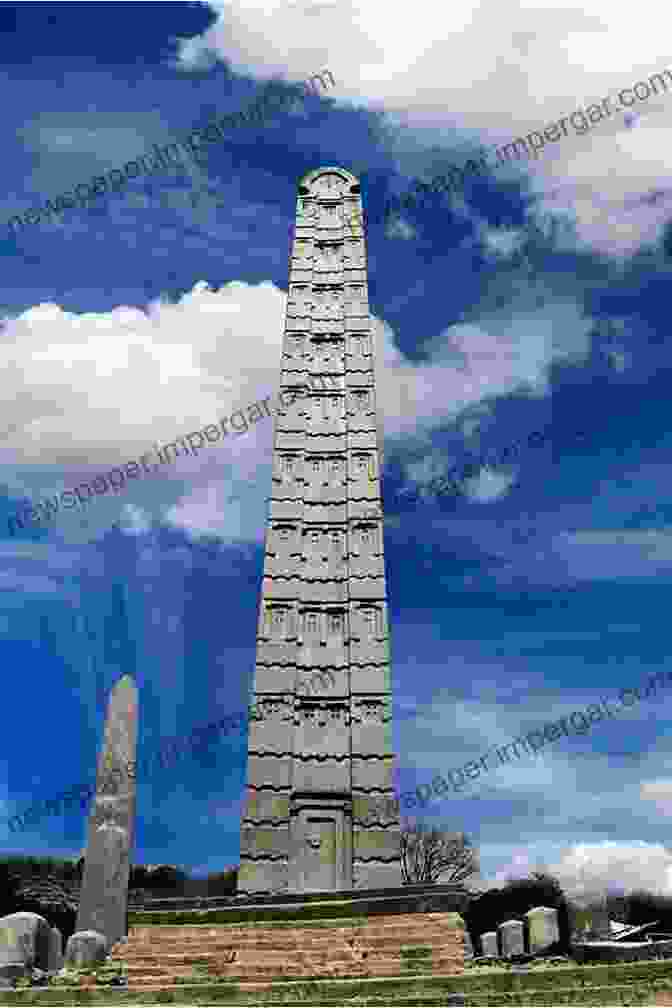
(114, 673, 136, 692)
(298, 167, 360, 197)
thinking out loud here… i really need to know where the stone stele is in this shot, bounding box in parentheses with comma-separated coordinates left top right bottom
(64, 930, 108, 969)
(498, 919, 524, 957)
(76, 673, 138, 949)
(480, 930, 498, 957)
(239, 166, 401, 896)
(525, 906, 560, 954)
(47, 927, 63, 972)
(0, 912, 51, 970)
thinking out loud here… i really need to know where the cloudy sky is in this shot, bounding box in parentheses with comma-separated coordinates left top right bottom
(2, 0, 672, 895)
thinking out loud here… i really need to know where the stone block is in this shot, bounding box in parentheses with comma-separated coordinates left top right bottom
(47, 928, 63, 972)
(247, 696, 294, 754)
(352, 757, 395, 791)
(525, 906, 560, 953)
(350, 665, 393, 693)
(64, 930, 107, 968)
(351, 697, 394, 756)
(237, 860, 288, 894)
(348, 577, 387, 600)
(300, 582, 348, 604)
(480, 931, 498, 957)
(352, 861, 403, 889)
(353, 827, 401, 860)
(246, 756, 292, 790)
(253, 664, 298, 693)
(352, 793, 399, 825)
(498, 919, 524, 958)
(0, 913, 52, 970)
(464, 930, 474, 960)
(293, 703, 350, 756)
(244, 790, 290, 822)
(240, 826, 290, 858)
(292, 758, 350, 791)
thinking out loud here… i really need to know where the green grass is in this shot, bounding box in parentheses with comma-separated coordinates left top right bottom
(3, 956, 672, 1005)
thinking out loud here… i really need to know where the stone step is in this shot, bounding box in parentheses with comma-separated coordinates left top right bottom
(121, 948, 459, 970)
(120, 939, 459, 955)
(122, 953, 462, 981)
(127, 916, 451, 940)
(125, 925, 451, 944)
(123, 930, 450, 951)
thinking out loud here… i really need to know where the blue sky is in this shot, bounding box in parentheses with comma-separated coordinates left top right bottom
(3, 0, 672, 895)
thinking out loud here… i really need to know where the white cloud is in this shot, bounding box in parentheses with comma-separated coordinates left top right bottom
(0, 274, 593, 545)
(464, 467, 517, 502)
(641, 779, 672, 817)
(180, 0, 672, 253)
(549, 842, 672, 899)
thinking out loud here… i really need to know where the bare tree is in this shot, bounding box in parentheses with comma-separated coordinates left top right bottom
(401, 822, 479, 885)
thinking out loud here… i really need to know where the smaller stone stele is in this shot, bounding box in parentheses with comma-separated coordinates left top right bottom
(77, 673, 138, 947)
(48, 928, 63, 972)
(480, 930, 498, 957)
(0, 912, 52, 970)
(525, 906, 560, 954)
(64, 930, 108, 969)
(498, 919, 524, 958)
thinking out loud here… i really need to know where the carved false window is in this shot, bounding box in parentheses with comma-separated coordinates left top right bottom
(316, 245, 340, 270)
(318, 203, 340, 227)
(328, 529, 344, 560)
(353, 452, 375, 480)
(306, 528, 322, 559)
(288, 285, 310, 315)
(293, 240, 312, 265)
(360, 606, 382, 639)
(350, 390, 372, 415)
(303, 610, 322, 643)
(278, 454, 300, 481)
(265, 606, 291, 640)
(356, 523, 377, 554)
(285, 333, 306, 359)
(350, 332, 370, 355)
(327, 611, 345, 637)
(314, 396, 342, 422)
(273, 524, 296, 558)
(343, 239, 363, 268)
(346, 286, 366, 314)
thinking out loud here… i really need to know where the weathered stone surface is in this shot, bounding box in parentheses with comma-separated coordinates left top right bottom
(480, 931, 498, 957)
(239, 167, 403, 895)
(499, 919, 524, 958)
(76, 673, 138, 948)
(525, 906, 560, 953)
(0, 912, 52, 969)
(64, 930, 107, 968)
(464, 930, 474, 960)
(47, 928, 63, 972)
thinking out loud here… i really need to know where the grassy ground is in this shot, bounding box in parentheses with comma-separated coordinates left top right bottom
(4, 956, 672, 1004)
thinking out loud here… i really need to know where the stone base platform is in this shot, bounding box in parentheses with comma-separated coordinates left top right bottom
(114, 885, 469, 988)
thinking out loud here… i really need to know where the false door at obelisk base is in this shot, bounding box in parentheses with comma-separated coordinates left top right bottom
(238, 166, 402, 896)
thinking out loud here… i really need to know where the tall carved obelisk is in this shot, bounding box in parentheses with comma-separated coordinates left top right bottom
(239, 167, 402, 895)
